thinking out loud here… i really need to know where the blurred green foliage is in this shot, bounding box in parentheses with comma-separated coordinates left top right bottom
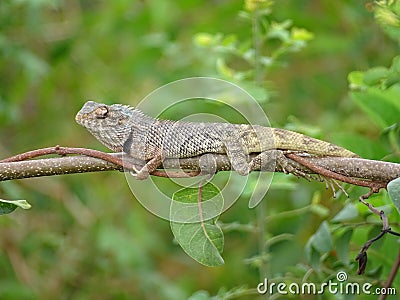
(1, 0, 400, 299)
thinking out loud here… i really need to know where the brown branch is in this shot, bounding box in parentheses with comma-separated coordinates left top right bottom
(0, 146, 202, 180)
(304, 156, 400, 182)
(1, 146, 400, 187)
(0, 146, 221, 181)
(286, 153, 387, 192)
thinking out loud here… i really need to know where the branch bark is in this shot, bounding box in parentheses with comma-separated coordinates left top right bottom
(0, 147, 399, 185)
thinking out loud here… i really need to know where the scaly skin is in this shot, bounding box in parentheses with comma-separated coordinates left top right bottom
(76, 101, 358, 179)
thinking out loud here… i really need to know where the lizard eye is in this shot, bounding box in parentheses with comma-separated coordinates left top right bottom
(95, 106, 109, 119)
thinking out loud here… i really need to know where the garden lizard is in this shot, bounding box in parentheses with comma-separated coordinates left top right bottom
(75, 101, 358, 179)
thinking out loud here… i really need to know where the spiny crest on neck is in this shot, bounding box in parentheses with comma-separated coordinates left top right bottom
(116, 103, 135, 111)
(112, 103, 148, 117)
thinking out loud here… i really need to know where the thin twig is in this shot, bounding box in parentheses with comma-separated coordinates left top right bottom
(1, 145, 133, 168)
(355, 190, 400, 275)
(379, 249, 400, 300)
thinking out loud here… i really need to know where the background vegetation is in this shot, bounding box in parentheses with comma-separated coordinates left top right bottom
(1, 0, 400, 299)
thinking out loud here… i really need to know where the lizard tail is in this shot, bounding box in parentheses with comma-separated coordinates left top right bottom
(271, 128, 359, 158)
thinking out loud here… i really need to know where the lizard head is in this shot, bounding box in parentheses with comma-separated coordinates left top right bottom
(75, 100, 136, 152)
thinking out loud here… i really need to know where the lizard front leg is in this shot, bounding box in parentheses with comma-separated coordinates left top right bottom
(223, 138, 251, 176)
(131, 151, 163, 180)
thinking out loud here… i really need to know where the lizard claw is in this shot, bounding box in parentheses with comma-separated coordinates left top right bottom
(129, 165, 150, 180)
(251, 150, 314, 180)
(280, 162, 312, 180)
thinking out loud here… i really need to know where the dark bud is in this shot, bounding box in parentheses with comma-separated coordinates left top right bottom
(356, 251, 368, 275)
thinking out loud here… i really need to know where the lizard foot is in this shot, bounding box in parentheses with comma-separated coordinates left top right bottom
(129, 165, 150, 180)
(250, 150, 315, 180)
(277, 152, 310, 178)
(129, 153, 163, 180)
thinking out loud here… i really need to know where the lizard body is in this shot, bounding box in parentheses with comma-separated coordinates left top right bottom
(75, 101, 358, 179)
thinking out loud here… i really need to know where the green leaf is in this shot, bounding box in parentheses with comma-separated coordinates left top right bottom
(336, 229, 353, 265)
(388, 177, 400, 214)
(384, 72, 400, 88)
(291, 27, 314, 41)
(331, 203, 358, 222)
(350, 87, 400, 129)
(312, 221, 333, 252)
(238, 81, 269, 103)
(309, 221, 333, 253)
(171, 222, 224, 266)
(348, 71, 365, 90)
(188, 291, 212, 300)
(304, 240, 321, 271)
(310, 203, 330, 218)
(367, 226, 385, 249)
(170, 182, 224, 267)
(363, 66, 389, 86)
(245, 0, 274, 12)
(216, 58, 235, 78)
(268, 20, 292, 42)
(0, 198, 31, 215)
(304, 221, 333, 270)
(193, 33, 214, 47)
(391, 55, 400, 74)
(221, 34, 237, 47)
